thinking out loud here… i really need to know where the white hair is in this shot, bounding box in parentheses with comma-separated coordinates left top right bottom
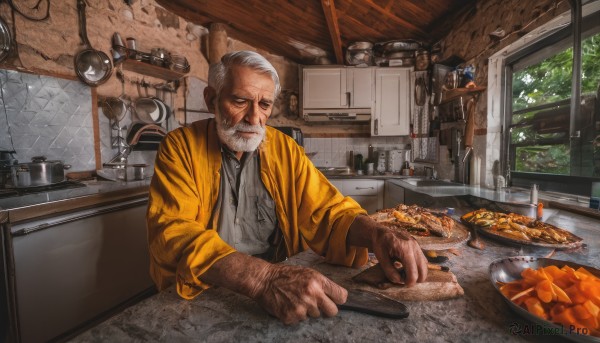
(208, 51, 281, 98)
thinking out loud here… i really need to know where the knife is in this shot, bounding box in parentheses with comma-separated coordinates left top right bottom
(338, 289, 409, 319)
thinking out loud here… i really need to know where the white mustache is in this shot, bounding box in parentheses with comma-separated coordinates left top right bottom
(229, 122, 265, 135)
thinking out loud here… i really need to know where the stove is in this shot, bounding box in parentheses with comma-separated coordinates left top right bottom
(0, 180, 87, 199)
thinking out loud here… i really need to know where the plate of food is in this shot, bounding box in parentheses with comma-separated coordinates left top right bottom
(490, 256, 600, 342)
(370, 204, 470, 250)
(460, 209, 583, 249)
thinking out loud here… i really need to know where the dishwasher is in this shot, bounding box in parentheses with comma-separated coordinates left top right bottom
(1, 197, 155, 343)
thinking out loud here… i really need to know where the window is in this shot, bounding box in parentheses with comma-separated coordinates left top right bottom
(504, 10, 600, 196)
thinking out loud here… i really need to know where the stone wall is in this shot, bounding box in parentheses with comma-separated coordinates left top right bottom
(0, 0, 302, 126)
(434, 0, 570, 185)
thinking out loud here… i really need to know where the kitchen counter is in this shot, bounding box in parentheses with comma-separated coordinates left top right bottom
(0, 178, 151, 223)
(68, 207, 600, 343)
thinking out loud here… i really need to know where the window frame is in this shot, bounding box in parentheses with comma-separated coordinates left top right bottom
(499, 6, 600, 196)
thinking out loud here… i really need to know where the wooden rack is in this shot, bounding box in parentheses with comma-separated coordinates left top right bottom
(440, 86, 486, 105)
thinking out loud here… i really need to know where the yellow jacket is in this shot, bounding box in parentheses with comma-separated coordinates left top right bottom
(147, 119, 368, 299)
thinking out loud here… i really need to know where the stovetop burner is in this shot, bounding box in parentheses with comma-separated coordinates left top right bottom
(0, 180, 87, 199)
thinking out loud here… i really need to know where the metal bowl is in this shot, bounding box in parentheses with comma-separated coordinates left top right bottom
(489, 256, 600, 343)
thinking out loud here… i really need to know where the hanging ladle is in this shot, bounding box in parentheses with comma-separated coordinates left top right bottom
(74, 0, 112, 86)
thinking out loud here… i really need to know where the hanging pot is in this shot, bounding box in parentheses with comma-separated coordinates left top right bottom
(74, 0, 112, 86)
(0, 16, 12, 63)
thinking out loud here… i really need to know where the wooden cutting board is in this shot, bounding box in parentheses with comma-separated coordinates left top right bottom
(293, 252, 464, 301)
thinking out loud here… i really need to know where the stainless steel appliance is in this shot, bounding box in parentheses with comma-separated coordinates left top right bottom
(1, 198, 155, 342)
(387, 149, 407, 173)
(273, 126, 303, 147)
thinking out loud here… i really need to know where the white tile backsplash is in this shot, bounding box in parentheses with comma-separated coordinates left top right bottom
(305, 136, 411, 167)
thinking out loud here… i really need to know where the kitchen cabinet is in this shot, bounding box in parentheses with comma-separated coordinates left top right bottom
(346, 67, 374, 108)
(329, 179, 384, 214)
(301, 67, 373, 109)
(384, 180, 405, 208)
(1, 198, 154, 343)
(372, 67, 412, 136)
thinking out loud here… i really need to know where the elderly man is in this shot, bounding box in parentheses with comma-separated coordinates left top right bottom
(147, 50, 427, 324)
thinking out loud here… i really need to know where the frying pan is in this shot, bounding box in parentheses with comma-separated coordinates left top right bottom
(74, 0, 112, 86)
(0, 16, 12, 63)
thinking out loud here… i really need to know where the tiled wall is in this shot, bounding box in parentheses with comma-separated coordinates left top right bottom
(0, 69, 161, 173)
(0, 70, 95, 171)
(304, 136, 411, 168)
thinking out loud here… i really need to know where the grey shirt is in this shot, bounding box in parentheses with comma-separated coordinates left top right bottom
(214, 147, 278, 255)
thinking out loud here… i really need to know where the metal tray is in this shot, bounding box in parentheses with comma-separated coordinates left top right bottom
(476, 222, 583, 250)
(460, 214, 584, 250)
(489, 256, 600, 343)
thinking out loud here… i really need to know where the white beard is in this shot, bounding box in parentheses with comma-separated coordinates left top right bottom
(214, 103, 266, 152)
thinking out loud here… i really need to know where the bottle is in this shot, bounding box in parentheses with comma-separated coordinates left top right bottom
(530, 184, 538, 204)
(348, 150, 354, 169)
(368, 145, 374, 162)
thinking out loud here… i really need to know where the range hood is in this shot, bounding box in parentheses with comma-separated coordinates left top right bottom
(303, 109, 371, 122)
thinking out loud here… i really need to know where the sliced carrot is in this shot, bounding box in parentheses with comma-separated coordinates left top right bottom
(524, 297, 548, 320)
(543, 265, 567, 283)
(551, 283, 572, 304)
(507, 264, 600, 336)
(576, 267, 596, 278)
(579, 280, 600, 306)
(582, 299, 600, 318)
(565, 285, 588, 304)
(552, 307, 581, 328)
(499, 282, 523, 298)
(536, 280, 554, 303)
(511, 287, 535, 302)
(572, 304, 593, 320)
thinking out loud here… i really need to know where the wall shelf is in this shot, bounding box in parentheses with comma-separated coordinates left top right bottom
(119, 58, 186, 81)
(440, 86, 486, 105)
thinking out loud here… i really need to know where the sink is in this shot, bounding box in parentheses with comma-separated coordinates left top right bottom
(317, 166, 355, 176)
(402, 178, 461, 187)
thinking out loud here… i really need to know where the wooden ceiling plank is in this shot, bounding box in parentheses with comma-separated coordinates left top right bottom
(320, 0, 344, 64)
(362, 0, 427, 38)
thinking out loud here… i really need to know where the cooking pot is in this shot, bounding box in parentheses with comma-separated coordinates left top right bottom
(11, 156, 71, 188)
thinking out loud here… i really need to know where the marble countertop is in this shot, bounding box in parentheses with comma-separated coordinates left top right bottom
(69, 208, 600, 343)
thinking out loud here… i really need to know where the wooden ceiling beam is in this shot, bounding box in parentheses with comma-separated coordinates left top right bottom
(320, 0, 344, 65)
(362, 0, 428, 39)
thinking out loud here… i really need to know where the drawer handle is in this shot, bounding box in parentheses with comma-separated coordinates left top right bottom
(355, 187, 375, 190)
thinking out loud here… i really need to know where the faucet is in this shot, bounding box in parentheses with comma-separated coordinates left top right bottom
(424, 166, 435, 179)
(103, 146, 131, 168)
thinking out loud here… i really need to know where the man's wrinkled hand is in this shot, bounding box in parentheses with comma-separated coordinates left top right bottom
(370, 226, 428, 287)
(250, 264, 348, 325)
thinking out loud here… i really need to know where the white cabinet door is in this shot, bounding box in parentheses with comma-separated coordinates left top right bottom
(332, 179, 384, 214)
(347, 67, 373, 108)
(302, 68, 347, 108)
(373, 68, 412, 136)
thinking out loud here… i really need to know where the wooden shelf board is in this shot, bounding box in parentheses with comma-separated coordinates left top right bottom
(440, 86, 486, 105)
(120, 59, 186, 81)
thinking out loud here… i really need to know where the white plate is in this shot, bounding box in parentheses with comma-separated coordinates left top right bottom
(489, 256, 600, 343)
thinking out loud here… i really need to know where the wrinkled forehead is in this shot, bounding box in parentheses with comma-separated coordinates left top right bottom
(223, 65, 276, 94)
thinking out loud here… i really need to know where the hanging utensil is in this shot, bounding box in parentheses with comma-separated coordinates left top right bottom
(133, 80, 160, 124)
(74, 0, 112, 86)
(101, 70, 129, 128)
(0, 16, 12, 63)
